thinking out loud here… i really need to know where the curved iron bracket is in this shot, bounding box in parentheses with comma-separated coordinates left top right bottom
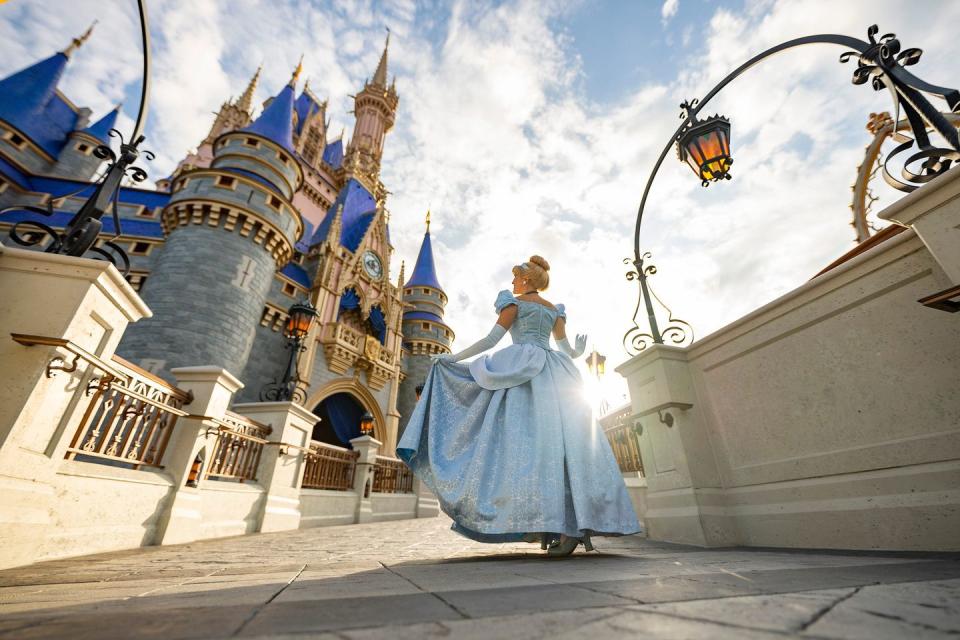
(625, 26, 960, 356)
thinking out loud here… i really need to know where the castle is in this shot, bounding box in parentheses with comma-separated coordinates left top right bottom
(0, 29, 453, 453)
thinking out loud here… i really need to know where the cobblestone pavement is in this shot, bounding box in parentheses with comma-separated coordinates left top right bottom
(1, 515, 958, 639)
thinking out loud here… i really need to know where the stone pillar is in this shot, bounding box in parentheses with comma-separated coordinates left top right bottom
(413, 477, 440, 518)
(155, 366, 243, 545)
(349, 435, 381, 523)
(0, 247, 150, 569)
(615, 345, 737, 547)
(232, 401, 315, 532)
(383, 348, 402, 453)
(879, 162, 960, 286)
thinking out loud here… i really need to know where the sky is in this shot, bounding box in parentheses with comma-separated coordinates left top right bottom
(2, 0, 959, 408)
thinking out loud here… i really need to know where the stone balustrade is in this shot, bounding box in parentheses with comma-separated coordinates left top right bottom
(302, 440, 358, 491)
(65, 355, 190, 470)
(204, 411, 272, 482)
(0, 246, 433, 570)
(318, 321, 398, 390)
(600, 406, 646, 476)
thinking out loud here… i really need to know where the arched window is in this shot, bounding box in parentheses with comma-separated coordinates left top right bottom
(368, 305, 386, 344)
(338, 288, 386, 344)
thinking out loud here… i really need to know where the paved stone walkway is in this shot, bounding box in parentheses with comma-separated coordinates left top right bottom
(1, 515, 958, 639)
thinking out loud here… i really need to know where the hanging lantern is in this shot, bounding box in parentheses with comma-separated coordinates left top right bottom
(283, 300, 318, 340)
(587, 350, 606, 377)
(676, 112, 733, 186)
(359, 411, 375, 436)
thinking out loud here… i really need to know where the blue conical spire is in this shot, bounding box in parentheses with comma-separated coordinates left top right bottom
(242, 65, 299, 152)
(0, 52, 69, 130)
(405, 211, 443, 291)
(81, 105, 120, 142)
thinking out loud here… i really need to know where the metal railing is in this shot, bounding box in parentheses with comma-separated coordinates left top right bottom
(372, 455, 414, 494)
(599, 404, 645, 476)
(65, 355, 190, 469)
(204, 411, 272, 482)
(302, 440, 358, 491)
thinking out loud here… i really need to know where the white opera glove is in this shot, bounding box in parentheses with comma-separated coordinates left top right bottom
(556, 333, 587, 359)
(432, 324, 507, 363)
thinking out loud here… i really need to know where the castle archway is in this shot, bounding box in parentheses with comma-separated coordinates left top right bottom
(306, 378, 386, 446)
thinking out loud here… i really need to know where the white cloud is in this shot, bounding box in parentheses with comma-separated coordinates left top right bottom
(661, 0, 680, 24)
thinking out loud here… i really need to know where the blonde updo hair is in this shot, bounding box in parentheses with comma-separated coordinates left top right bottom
(512, 255, 550, 291)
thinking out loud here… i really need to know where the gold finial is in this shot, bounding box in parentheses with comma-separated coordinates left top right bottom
(425, 209, 431, 232)
(64, 20, 97, 58)
(289, 54, 304, 86)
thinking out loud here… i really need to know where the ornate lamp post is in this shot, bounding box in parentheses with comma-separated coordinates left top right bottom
(1, 0, 154, 276)
(260, 300, 318, 403)
(359, 412, 375, 437)
(624, 25, 960, 356)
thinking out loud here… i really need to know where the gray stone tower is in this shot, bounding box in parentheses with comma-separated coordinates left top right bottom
(51, 106, 119, 180)
(119, 67, 305, 381)
(397, 212, 453, 437)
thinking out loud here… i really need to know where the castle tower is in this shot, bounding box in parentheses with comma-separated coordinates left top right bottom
(118, 64, 305, 381)
(343, 34, 398, 201)
(0, 24, 97, 178)
(397, 211, 453, 437)
(52, 104, 119, 179)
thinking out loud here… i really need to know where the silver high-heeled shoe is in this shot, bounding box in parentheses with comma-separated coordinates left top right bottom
(546, 533, 593, 556)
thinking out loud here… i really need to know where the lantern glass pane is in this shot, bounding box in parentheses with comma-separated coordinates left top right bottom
(686, 138, 706, 165)
(296, 316, 311, 337)
(698, 132, 723, 161)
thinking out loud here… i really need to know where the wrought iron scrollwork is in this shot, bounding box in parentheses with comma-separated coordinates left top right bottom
(840, 25, 960, 192)
(624, 25, 959, 357)
(0, 0, 153, 279)
(260, 340, 309, 404)
(260, 380, 309, 405)
(0, 129, 154, 276)
(623, 254, 693, 355)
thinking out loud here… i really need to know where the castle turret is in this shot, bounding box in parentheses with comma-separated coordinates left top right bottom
(118, 64, 305, 381)
(397, 211, 453, 436)
(343, 34, 398, 201)
(52, 105, 119, 179)
(0, 24, 95, 176)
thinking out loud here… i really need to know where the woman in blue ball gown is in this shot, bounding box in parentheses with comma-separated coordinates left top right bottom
(397, 255, 641, 555)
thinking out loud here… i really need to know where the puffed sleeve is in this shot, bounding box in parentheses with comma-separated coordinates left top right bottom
(495, 289, 517, 314)
(555, 303, 567, 320)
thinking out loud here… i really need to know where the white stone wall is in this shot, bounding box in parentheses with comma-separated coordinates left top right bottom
(41, 461, 174, 562)
(299, 489, 359, 528)
(199, 481, 266, 539)
(617, 168, 960, 551)
(370, 492, 418, 522)
(0, 247, 434, 569)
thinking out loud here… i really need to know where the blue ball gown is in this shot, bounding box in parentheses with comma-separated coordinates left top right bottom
(397, 289, 642, 544)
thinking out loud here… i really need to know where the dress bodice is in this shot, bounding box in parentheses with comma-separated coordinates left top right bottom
(495, 290, 566, 349)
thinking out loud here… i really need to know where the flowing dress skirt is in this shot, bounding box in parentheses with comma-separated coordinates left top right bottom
(397, 344, 641, 543)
